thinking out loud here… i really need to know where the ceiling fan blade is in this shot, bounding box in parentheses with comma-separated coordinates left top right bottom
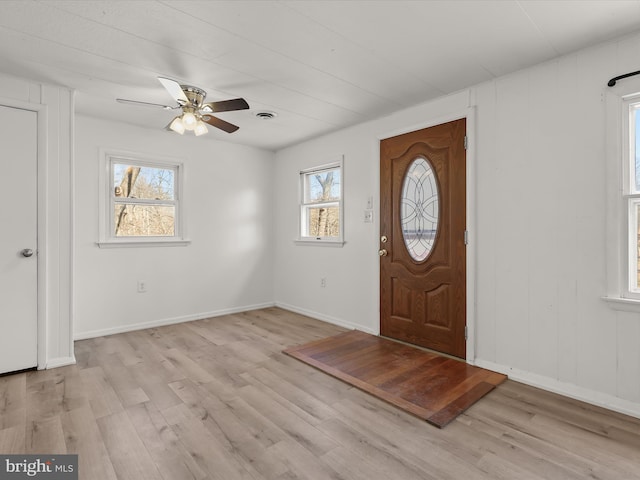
(157, 76, 188, 104)
(201, 98, 250, 113)
(202, 114, 239, 133)
(116, 98, 176, 110)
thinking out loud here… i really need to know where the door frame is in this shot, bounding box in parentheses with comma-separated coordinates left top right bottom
(375, 107, 477, 363)
(0, 97, 49, 370)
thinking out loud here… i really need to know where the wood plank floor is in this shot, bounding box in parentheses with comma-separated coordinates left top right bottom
(283, 330, 507, 427)
(1, 307, 640, 479)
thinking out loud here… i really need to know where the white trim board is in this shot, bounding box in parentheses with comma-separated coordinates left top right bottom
(74, 302, 275, 340)
(275, 302, 377, 335)
(0, 96, 49, 371)
(475, 359, 640, 421)
(76, 301, 375, 342)
(45, 356, 76, 369)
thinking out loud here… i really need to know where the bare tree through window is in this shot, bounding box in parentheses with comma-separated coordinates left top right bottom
(113, 163, 176, 237)
(301, 164, 342, 239)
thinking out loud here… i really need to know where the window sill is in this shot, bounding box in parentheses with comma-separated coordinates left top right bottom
(96, 239, 191, 248)
(294, 239, 345, 247)
(602, 295, 640, 313)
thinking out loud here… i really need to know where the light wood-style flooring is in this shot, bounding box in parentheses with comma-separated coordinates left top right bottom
(1, 307, 640, 479)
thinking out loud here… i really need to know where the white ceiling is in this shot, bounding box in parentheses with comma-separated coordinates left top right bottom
(0, 1, 639, 151)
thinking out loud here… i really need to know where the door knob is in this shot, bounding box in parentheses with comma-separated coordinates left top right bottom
(21, 249, 34, 258)
(378, 249, 388, 257)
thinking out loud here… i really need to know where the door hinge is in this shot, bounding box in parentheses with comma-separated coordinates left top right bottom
(464, 135, 468, 150)
(465, 326, 468, 340)
(464, 230, 469, 245)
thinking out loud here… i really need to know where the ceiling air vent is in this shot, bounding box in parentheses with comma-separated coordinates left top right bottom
(255, 111, 277, 120)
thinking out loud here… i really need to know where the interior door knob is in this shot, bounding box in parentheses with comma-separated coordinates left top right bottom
(21, 248, 34, 257)
(378, 249, 388, 257)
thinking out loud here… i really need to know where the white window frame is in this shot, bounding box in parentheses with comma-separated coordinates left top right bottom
(604, 84, 640, 310)
(295, 157, 344, 246)
(626, 100, 640, 298)
(97, 149, 189, 248)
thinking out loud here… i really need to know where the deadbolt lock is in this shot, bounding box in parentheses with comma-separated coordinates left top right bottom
(380, 235, 388, 243)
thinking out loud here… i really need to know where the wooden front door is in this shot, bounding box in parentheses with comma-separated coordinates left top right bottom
(380, 119, 466, 358)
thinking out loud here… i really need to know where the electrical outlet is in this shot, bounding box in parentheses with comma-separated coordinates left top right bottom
(137, 281, 147, 293)
(364, 210, 373, 223)
(320, 278, 326, 288)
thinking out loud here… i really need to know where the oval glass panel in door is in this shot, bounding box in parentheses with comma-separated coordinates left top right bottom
(401, 157, 439, 262)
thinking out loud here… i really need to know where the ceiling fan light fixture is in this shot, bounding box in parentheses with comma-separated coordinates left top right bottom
(169, 116, 185, 135)
(119, 77, 249, 136)
(182, 111, 197, 130)
(194, 120, 208, 136)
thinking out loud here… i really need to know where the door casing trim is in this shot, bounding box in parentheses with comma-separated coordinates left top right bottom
(375, 107, 477, 363)
(0, 97, 49, 370)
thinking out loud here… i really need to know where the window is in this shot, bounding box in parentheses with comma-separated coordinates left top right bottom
(298, 159, 344, 245)
(626, 99, 640, 296)
(604, 87, 640, 309)
(98, 150, 187, 247)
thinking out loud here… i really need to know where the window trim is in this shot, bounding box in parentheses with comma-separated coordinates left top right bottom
(97, 149, 189, 248)
(296, 157, 344, 246)
(604, 86, 640, 310)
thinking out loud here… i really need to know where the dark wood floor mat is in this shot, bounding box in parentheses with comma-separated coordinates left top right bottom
(283, 329, 507, 428)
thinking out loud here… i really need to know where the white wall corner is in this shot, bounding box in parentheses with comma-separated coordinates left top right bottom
(41, 83, 75, 369)
(275, 302, 378, 335)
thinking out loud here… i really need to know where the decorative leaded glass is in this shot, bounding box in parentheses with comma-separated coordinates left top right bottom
(401, 157, 439, 261)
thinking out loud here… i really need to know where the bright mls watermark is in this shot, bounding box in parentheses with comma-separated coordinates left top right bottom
(0, 456, 77, 479)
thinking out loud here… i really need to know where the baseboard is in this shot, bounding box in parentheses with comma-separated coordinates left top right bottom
(474, 359, 640, 420)
(73, 302, 640, 420)
(275, 302, 378, 335)
(73, 302, 276, 340)
(44, 356, 76, 369)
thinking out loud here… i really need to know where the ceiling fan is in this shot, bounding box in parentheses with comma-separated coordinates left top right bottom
(116, 77, 250, 136)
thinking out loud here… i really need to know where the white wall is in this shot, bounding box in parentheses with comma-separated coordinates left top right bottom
(5, 24, 636, 419)
(273, 92, 471, 332)
(273, 32, 640, 417)
(74, 115, 275, 338)
(0, 72, 74, 368)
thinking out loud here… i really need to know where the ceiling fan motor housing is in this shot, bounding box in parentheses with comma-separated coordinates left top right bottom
(180, 85, 207, 108)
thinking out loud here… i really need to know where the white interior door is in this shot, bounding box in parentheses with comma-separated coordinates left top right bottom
(0, 104, 38, 374)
